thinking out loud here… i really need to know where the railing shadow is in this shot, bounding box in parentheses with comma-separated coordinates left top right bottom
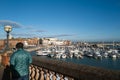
(2, 65, 21, 80)
(2, 65, 11, 80)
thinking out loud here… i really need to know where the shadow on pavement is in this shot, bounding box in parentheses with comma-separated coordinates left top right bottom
(2, 65, 11, 80)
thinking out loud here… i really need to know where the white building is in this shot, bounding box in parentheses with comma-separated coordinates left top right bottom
(42, 38, 65, 46)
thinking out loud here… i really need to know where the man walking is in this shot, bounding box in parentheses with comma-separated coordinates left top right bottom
(10, 42, 32, 80)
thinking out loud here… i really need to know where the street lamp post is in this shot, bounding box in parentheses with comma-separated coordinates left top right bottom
(4, 25, 12, 51)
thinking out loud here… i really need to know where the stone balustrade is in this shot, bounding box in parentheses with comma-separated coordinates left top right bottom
(29, 65, 74, 80)
(30, 56, 120, 80)
(0, 54, 120, 80)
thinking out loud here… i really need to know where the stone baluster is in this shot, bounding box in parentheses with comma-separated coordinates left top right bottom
(30, 65, 34, 80)
(29, 66, 32, 80)
(40, 68, 44, 80)
(66, 77, 74, 80)
(56, 73, 60, 80)
(45, 70, 50, 80)
(49, 71, 53, 80)
(35, 66, 40, 80)
(31, 66, 35, 80)
(59, 74, 64, 80)
(52, 72, 56, 80)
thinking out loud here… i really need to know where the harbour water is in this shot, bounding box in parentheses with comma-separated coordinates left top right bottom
(60, 57, 120, 71)
(31, 51, 120, 71)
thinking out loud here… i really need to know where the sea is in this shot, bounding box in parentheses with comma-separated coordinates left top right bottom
(31, 51, 120, 71)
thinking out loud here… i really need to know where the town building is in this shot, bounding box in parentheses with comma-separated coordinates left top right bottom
(0, 37, 71, 50)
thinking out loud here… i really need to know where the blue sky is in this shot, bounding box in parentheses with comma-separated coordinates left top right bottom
(0, 0, 120, 42)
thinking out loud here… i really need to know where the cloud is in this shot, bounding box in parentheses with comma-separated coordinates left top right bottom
(0, 20, 24, 28)
(21, 26, 34, 29)
(11, 33, 36, 37)
(44, 34, 76, 38)
(30, 30, 46, 32)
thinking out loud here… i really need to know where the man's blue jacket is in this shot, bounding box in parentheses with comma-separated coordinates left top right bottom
(10, 48, 32, 76)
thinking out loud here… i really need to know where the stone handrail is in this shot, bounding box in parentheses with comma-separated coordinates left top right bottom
(31, 56, 120, 80)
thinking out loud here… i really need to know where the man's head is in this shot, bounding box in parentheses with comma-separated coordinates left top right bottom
(16, 42, 24, 49)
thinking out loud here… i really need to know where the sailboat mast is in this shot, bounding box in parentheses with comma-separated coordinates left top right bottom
(103, 41, 104, 50)
(113, 41, 114, 49)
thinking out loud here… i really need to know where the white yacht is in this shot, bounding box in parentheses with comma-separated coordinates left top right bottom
(74, 54, 83, 59)
(36, 50, 49, 56)
(61, 54, 67, 58)
(94, 51, 102, 59)
(54, 53, 61, 59)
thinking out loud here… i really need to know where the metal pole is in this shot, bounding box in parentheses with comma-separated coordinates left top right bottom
(6, 32, 9, 50)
